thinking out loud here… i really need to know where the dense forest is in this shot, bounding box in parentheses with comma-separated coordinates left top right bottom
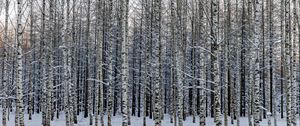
(0, 0, 300, 126)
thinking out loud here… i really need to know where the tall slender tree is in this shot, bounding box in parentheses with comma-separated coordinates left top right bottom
(285, 0, 292, 125)
(2, 0, 9, 125)
(211, 0, 222, 125)
(16, 0, 25, 125)
(95, 0, 104, 125)
(254, 0, 262, 125)
(153, 0, 162, 125)
(121, 0, 130, 125)
(175, 0, 185, 125)
(46, 0, 54, 125)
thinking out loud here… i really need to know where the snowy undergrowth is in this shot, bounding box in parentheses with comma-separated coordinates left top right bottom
(0, 111, 291, 126)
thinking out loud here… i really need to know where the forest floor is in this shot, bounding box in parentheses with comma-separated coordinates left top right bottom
(0, 110, 291, 126)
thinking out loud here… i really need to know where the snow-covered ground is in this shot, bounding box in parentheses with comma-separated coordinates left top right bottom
(0, 111, 292, 126)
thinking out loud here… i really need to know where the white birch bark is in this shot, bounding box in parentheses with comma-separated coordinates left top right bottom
(46, 0, 54, 125)
(197, 1, 205, 126)
(235, 1, 241, 126)
(107, 0, 113, 126)
(121, 0, 129, 125)
(191, 2, 196, 123)
(84, 0, 93, 125)
(291, 0, 297, 125)
(175, 1, 184, 126)
(95, 0, 104, 125)
(143, 1, 151, 125)
(285, 0, 292, 125)
(28, 0, 34, 121)
(41, 0, 47, 125)
(2, 0, 9, 125)
(254, 0, 262, 125)
(65, 0, 74, 125)
(169, 1, 177, 125)
(199, 42, 206, 126)
(71, 0, 78, 124)
(62, 0, 71, 125)
(236, 43, 241, 126)
(153, 0, 162, 125)
(16, 0, 25, 125)
(224, 0, 231, 125)
(211, 0, 222, 125)
(267, 0, 277, 124)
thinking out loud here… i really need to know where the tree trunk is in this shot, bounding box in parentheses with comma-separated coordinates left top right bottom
(41, 0, 47, 125)
(121, 0, 130, 125)
(254, 0, 262, 125)
(153, 0, 162, 125)
(2, 0, 9, 125)
(285, 0, 292, 125)
(16, 0, 25, 125)
(211, 0, 222, 125)
(46, 0, 54, 125)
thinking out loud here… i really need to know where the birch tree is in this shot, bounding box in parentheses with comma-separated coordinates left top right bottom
(254, 0, 262, 125)
(95, 0, 104, 125)
(211, 0, 222, 125)
(2, 1, 300, 126)
(46, 0, 54, 125)
(291, 0, 297, 125)
(280, 0, 285, 119)
(107, 0, 114, 125)
(40, 0, 47, 125)
(224, 0, 231, 125)
(285, 0, 292, 125)
(71, 0, 78, 124)
(65, 0, 74, 125)
(153, 0, 162, 125)
(121, 0, 130, 125)
(62, 0, 72, 125)
(176, 0, 185, 125)
(169, 0, 177, 125)
(16, 0, 25, 125)
(198, 1, 206, 125)
(2, 0, 9, 125)
(268, 0, 275, 125)
(28, 0, 35, 121)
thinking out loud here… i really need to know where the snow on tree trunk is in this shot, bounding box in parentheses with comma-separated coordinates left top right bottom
(291, 0, 297, 125)
(71, 0, 78, 124)
(152, 0, 162, 125)
(46, 0, 54, 125)
(41, 0, 47, 125)
(65, 1, 74, 125)
(95, 0, 104, 125)
(211, 0, 222, 125)
(235, 1, 241, 126)
(199, 42, 206, 126)
(121, 0, 129, 125)
(175, 1, 184, 126)
(61, 0, 69, 125)
(83, 0, 93, 125)
(254, 0, 262, 125)
(107, 0, 113, 126)
(143, 0, 151, 125)
(284, 0, 292, 125)
(224, 0, 231, 125)
(196, 1, 205, 126)
(28, 0, 35, 121)
(16, 0, 25, 125)
(191, 1, 196, 123)
(169, 0, 177, 125)
(2, 0, 9, 125)
(246, 2, 254, 126)
(267, 0, 277, 125)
